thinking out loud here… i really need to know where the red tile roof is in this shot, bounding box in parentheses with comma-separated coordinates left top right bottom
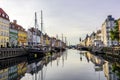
(0, 8, 9, 20)
(10, 21, 27, 32)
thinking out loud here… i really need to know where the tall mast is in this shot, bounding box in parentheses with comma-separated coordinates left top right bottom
(35, 12, 37, 46)
(41, 10, 43, 33)
(65, 37, 66, 43)
(41, 10, 43, 46)
(62, 34, 63, 42)
(35, 12, 37, 29)
(61, 34, 63, 48)
(56, 34, 58, 39)
(65, 37, 67, 46)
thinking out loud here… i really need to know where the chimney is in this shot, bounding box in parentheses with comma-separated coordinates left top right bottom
(13, 20, 17, 24)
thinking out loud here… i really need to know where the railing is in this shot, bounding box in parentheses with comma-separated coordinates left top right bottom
(0, 48, 27, 59)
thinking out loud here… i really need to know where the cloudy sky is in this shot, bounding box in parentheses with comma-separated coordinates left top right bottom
(0, 0, 120, 45)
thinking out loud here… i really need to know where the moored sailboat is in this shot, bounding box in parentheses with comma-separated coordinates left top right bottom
(27, 11, 46, 57)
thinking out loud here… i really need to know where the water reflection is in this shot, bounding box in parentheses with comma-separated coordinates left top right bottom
(85, 52, 120, 80)
(0, 49, 120, 80)
(0, 57, 27, 80)
(103, 61, 120, 80)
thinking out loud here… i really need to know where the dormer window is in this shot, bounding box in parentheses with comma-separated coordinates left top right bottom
(2, 13, 5, 17)
(6, 15, 8, 18)
(12, 25, 15, 28)
(18, 27, 20, 30)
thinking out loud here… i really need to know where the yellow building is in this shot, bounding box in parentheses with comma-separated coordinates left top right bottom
(18, 28, 27, 46)
(46, 37, 50, 46)
(0, 8, 10, 47)
(84, 34, 90, 47)
(45, 34, 50, 46)
(87, 37, 91, 47)
(13, 20, 27, 46)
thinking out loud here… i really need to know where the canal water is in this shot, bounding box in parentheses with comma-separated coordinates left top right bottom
(0, 49, 119, 80)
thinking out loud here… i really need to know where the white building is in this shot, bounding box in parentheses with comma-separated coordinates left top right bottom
(94, 30, 104, 47)
(101, 15, 117, 47)
(27, 28, 41, 46)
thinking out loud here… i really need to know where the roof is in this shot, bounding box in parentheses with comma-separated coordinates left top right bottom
(10, 22, 27, 33)
(90, 32, 96, 37)
(0, 8, 9, 20)
(96, 30, 101, 34)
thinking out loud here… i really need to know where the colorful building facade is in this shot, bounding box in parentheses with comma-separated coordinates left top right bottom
(101, 15, 117, 47)
(0, 8, 66, 48)
(18, 30, 27, 46)
(0, 8, 10, 47)
(17, 24, 27, 46)
(9, 20, 18, 47)
(44, 34, 50, 46)
(27, 27, 41, 46)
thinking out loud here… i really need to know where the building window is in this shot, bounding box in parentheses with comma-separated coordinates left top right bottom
(12, 25, 15, 28)
(6, 15, 8, 18)
(1, 39, 3, 43)
(106, 27, 109, 29)
(1, 31, 3, 36)
(107, 31, 109, 33)
(108, 37, 109, 40)
(18, 27, 20, 30)
(2, 13, 5, 17)
(4, 38, 6, 43)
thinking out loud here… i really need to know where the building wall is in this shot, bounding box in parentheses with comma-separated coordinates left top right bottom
(101, 15, 116, 47)
(27, 30, 34, 46)
(9, 29, 18, 47)
(18, 30, 27, 46)
(45, 36, 50, 46)
(37, 36, 40, 44)
(27, 28, 41, 46)
(0, 17, 9, 47)
(102, 22, 107, 46)
(51, 38, 56, 47)
(86, 37, 90, 47)
(94, 30, 103, 47)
